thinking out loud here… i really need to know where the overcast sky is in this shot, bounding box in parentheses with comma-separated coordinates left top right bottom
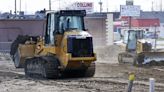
(0, 0, 163, 14)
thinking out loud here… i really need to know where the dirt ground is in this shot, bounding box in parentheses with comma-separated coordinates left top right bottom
(0, 45, 164, 92)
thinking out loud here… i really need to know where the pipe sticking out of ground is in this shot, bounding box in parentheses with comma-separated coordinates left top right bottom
(127, 72, 135, 92)
(149, 78, 155, 92)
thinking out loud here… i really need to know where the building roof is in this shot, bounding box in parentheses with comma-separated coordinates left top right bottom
(88, 11, 164, 23)
(140, 11, 164, 23)
(86, 12, 120, 20)
(86, 13, 107, 18)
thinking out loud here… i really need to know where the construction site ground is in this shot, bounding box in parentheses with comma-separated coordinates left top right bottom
(0, 45, 164, 92)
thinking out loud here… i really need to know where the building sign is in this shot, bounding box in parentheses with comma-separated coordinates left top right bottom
(66, 2, 93, 14)
(76, 2, 93, 8)
(126, 0, 133, 5)
(120, 5, 140, 16)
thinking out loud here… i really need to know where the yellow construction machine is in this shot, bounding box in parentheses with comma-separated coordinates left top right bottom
(10, 10, 96, 78)
(118, 29, 164, 66)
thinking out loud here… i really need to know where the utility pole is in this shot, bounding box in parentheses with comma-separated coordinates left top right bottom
(160, 0, 162, 11)
(152, 1, 154, 11)
(49, 0, 51, 10)
(106, 0, 108, 12)
(59, 0, 61, 10)
(99, 0, 103, 13)
(20, 0, 21, 12)
(15, 0, 17, 15)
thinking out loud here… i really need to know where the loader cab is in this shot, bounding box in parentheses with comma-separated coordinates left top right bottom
(45, 10, 86, 45)
(126, 30, 144, 52)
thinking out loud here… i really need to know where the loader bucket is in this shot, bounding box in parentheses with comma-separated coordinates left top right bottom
(142, 51, 164, 65)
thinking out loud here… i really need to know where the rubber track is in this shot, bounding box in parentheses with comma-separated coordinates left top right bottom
(62, 62, 95, 78)
(41, 56, 60, 79)
(84, 62, 95, 77)
(25, 56, 60, 79)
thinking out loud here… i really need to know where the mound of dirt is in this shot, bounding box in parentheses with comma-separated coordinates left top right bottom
(94, 45, 125, 63)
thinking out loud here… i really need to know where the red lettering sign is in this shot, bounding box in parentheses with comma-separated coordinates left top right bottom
(76, 2, 93, 8)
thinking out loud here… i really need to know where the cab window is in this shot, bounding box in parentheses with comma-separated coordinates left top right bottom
(58, 16, 83, 33)
(45, 14, 55, 45)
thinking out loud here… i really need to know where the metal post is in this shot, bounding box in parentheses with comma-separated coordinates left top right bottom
(127, 72, 135, 92)
(149, 78, 155, 92)
(154, 24, 157, 50)
(129, 16, 132, 29)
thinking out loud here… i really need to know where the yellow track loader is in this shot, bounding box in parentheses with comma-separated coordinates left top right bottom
(10, 10, 96, 78)
(118, 29, 164, 66)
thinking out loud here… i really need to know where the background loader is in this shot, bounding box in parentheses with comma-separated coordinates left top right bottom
(118, 29, 164, 66)
(10, 10, 96, 78)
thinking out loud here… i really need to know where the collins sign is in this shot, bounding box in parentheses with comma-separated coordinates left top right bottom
(67, 2, 94, 14)
(76, 2, 93, 8)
